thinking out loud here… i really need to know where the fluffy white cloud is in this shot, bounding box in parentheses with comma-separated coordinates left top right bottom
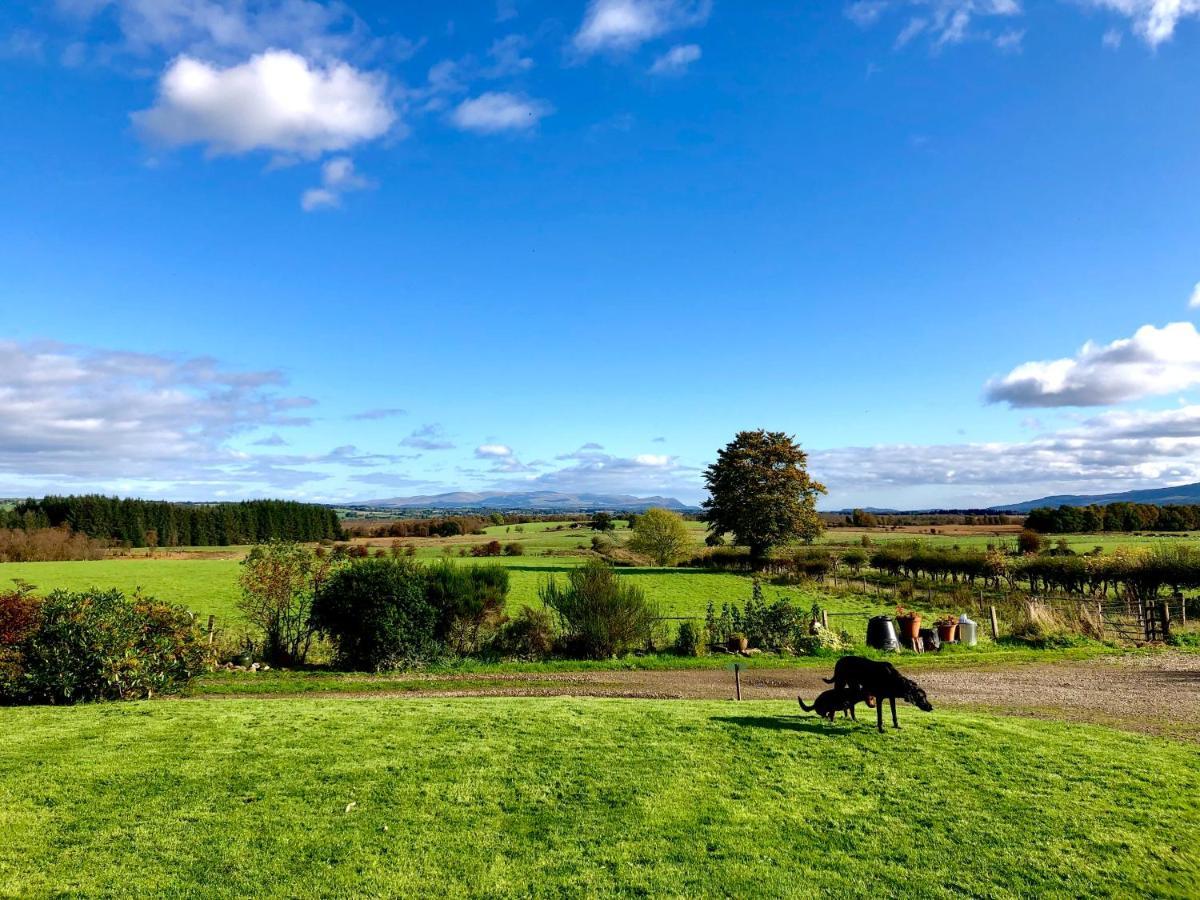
(1083, 0, 1200, 46)
(813, 404, 1200, 504)
(301, 155, 370, 210)
(984, 322, 1200, 408)
(1189, 282, 1200, 308)
(133, 50, 395, 157)
(450, 92, 552, 133)
(475, 444, 514, 458)
(649, 42, 701, 74)
(573, 0, 711, 54)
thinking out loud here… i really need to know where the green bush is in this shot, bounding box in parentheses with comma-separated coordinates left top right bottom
(540, 559, 658, 659)
(1, 588, 209, 705)
(425, 562, 509, 654)
(312, 559, 437, 670)
(673, 621, 705, 656)
(495, 606, 555, 660)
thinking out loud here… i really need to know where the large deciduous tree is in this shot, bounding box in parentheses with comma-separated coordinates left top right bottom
(702, 430, 826, 564)
(628, 507, 692, 566)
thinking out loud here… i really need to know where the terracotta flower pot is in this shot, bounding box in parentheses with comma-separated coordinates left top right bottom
(937, 622, 958, 643)
(897, 614, 921, 641)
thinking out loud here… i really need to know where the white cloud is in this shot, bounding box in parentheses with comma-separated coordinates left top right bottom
(847, 0, 1023, 50)
(813, 404, 1200, 503)
(0, 339, 317, 490)
(133, 50, 395, 157)
(573, 0, 711, 54)
(1102, 26, 1124, 46)
(450, 92, 552, 133)
(984, 322, 1200, 408)
(993, 27, 1024, 50)
(846, 1, 890, 26)
(301, 155, 371, 211)
(57, 0, 377, 62)
(1082, 0, 1200, 46)
(486, 34, 534, 77)
(475, 444, 514, 458)
(649, 42, 701, 74)
(1189, 282, 1200, 308)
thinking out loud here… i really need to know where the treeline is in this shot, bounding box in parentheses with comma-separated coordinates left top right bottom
(1025, 503, 1200, 534)
(344, 516, 492, 539)
(2, 496, 344, 547)
(824, 510, 1023, 528)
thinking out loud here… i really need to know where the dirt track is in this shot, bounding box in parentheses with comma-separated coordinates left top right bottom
(231, 653, 1200, 740)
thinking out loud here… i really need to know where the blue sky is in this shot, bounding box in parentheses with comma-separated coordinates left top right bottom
(3, 0, 1200, 509)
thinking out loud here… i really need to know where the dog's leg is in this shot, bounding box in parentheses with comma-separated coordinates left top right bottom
(891, 697, 899, 729)
(877, 701, 884, 733)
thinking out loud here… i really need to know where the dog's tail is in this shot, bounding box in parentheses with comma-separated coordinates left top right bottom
(822, 676, 835, 684)
(798, 697, 815, 712)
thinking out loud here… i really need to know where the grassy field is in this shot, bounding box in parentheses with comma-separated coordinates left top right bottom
(0, 697, 1196, 898)
(0, 556, 887, 629)
(3, 522, 1198, 637)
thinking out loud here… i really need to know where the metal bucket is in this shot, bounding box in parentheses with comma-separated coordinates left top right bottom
(958, 620, 978, 647)
(866, 615, 900, 652)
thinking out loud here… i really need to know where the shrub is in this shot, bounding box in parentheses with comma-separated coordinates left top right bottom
(540, 559, 659, 659)
(674, 620, 705, 656)
(425, 562, 509, 654)
(1, 588, 209, 704)
(471, 540, 503, 558)
(1017, 529, 1043, 555)
(503, 541, 524, 556)
(238, 542, 340, 666)
(678, 546, 753, 571)
(0, 526, 107, 562)
(312, 559, 437, 670)
(495, 606, 555, 660)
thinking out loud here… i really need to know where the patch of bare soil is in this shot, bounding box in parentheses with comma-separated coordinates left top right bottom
(217, 653, 1200, 740)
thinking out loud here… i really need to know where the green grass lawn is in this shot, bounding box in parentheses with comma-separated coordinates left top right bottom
(0, 698, 1196, 898)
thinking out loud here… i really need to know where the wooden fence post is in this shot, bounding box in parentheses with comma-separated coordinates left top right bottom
(820, 609, 829, 630)
(1160, 601, 1171, 642)
(207, 614, 216, 646)
(989, 605, 999, 641)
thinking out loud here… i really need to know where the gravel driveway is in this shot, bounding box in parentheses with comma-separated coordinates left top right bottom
(246, 652, 1200, 740)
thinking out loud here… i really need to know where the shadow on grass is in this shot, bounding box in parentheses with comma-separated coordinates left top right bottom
(713, 715, 861, 736)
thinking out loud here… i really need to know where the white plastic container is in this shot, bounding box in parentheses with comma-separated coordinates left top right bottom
(958, 614, 978, 647)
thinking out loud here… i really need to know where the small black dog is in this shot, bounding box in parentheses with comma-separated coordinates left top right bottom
(824, 656, 933, 733)
(799, 686, 876, 723)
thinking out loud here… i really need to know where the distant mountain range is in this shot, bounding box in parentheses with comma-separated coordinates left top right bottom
(358, 490, 695, 512)
(989, 481, 1200, 514)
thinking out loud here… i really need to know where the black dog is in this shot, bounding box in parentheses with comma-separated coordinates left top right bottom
(824, 656, 933, 733)
(799, 686, 876, 723)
